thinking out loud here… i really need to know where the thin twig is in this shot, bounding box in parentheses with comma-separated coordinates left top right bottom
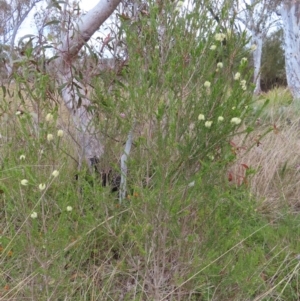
(119, 121, 135, 203)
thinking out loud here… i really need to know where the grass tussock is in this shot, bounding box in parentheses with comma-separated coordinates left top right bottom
(230, 88, 300, 213)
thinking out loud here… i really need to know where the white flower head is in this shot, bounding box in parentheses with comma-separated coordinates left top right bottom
(205, 121, 213, 128)
(46, 113, 54, 122)
(198, 114, 205, 121)
(52, 170, 59, 177)
(217, 62, 223, 69)
(234, 72, 241, 80)
(21, 179, 28, 186)
(57, 130, 64, 137)
(30, 212, 38, 219)
(15, 111, 22, 116)
(210, 44, 217, 50)
(241, 57, 248, 64)
(218, 116, 224, 122)
(240, 80, 247, 91)
(204, 81, 211, 88)
(39, 183, 46, 191)
(176, 0, 184, 10)
(47, 134, 54, 142)
(231, 117, 242, 125)
(215, 33, 226, 41)
(19, 155, 26, 160)
(250, 44, 257, 51)
(66, 206, 73, 212)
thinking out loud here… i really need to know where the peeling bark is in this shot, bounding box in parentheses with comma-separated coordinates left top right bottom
(57, 0, 121, 166)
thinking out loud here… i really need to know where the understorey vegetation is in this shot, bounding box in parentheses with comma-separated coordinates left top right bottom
(1, 1, 300, 300)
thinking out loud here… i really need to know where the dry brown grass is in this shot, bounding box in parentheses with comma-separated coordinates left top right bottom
(231, 88, 300, 213)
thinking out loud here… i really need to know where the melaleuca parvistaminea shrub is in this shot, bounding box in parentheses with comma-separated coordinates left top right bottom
(93, 1, 254, 184)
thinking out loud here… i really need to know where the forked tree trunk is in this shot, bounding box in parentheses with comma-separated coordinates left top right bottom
(280, 1, 300, 99)
(236, 0, 280, 95)
(57, 0, 121, 166)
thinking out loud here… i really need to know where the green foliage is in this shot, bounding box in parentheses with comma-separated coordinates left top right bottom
(261, 28, 286, 91)
(1, 1, 299, 300)
(94, 1, 254, 184)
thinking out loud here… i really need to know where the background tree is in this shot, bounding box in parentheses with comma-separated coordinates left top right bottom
(0, 0, 42, 50)
(0, 0, 42, 77)
(261, 27, 286, 91)
(235, 0, 281, 94)
(279, 0, 300, 99)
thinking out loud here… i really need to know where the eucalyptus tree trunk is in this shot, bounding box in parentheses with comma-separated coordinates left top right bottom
(251, 31, 263, 95)
(280, 1, 300, 99)
(236, 0, 281, 94)
(57, 0, 121, 167)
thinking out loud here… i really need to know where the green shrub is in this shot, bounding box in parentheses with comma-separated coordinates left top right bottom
(1, 2, 299, 300)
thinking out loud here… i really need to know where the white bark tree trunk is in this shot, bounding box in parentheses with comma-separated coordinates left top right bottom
(251, 31, 263, 95)
(280, 1, 300, 99)
(236, 0, 281, 94)
(57, 0, 121, 166)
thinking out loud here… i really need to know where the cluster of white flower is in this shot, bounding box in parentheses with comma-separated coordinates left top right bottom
(204, 81, 211, 88)
(198, 114, 241, 127)
(47, 130, 64, 141)
(39, 183, 46, 191)
(240, 80, 247, 91)
(230, 117, 242, 125)
(30, 205, 72, 220)
(233, 73, 247, 91)
(47, 133, 54, 142)
(57, 130, 64, 137)
(205, 121, 213, 128)
(31, 212, 37, 219)
(234, 72, 241, 80)
(46, 113, 54, 123)
(217, 62, 223, 69)
(21, 179, 28, 186)
(52, 170, 59, 177)
(241, 57, 248, 64)
(215, 33, 226, 42)
(46, 113, 64, 141)
(66, 206, 73, 212)
(198, 114, 205, 121)
(20, 169, 60, 189)
(175, 0, 184, 12)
